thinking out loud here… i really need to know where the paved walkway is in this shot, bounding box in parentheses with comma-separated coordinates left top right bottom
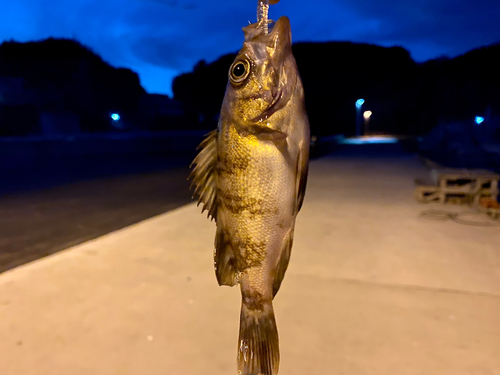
(1, 153, 499, 375)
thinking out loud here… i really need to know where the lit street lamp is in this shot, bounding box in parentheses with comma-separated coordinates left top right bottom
(110, 113, 124, 129)
(363, 110, 372, 135)
(355, 98, 364, 136)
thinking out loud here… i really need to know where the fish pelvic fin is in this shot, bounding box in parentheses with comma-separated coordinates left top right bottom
(215, 226, 238, 286)
(272, 228, 294, 297)
(238, 299, 279, 375)
(295, 147, 309, 214)
(189, 129, 218, 221)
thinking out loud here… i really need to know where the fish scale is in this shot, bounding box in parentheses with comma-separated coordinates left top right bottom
(220, 128, 286, 274)
(190, 5, 309, 375)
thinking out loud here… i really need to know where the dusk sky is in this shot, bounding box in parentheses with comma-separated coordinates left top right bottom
(1, 0, 499, 96)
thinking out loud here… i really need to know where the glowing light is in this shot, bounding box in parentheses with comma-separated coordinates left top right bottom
(475, 116, 484, 125)
(111, 113, 121, 121)
(356, 99, 365, 108)
(340, 136, 398, 145)
(363, 110, 372, 120)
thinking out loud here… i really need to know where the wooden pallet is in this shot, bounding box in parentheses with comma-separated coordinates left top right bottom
(414, 179, 440, 203)
(414, 169, 500, 205)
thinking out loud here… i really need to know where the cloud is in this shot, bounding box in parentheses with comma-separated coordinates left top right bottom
(327, 0, 500, 59)
(1, 0, 499, 95)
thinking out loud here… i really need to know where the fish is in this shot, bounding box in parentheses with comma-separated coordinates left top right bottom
(190, 1, 309, 374)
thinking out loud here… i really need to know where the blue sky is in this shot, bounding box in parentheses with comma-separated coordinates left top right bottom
(1, 0, 499, 96)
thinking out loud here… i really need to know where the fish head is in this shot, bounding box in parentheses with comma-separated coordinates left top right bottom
(223, 16, 301, 125)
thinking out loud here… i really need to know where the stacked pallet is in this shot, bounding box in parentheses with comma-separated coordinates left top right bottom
(414, 169, 499, 206)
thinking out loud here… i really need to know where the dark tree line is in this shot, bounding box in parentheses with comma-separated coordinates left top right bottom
(0, 38, 145, 135)
(173, 41, 500, 136)
(1, 37, 499, 137)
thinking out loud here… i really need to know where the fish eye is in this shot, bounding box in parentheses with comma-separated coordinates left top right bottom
(229, 60, 250, 84)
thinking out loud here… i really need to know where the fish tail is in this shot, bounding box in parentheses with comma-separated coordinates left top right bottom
(237, 299, 279, 375)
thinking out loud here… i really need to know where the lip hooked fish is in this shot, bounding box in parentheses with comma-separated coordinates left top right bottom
(190, 1, 310, 374)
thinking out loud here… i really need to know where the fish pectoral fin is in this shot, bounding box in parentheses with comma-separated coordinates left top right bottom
(241, 124, 287, 141)
(272, 228, 294, 297)
(215, 227, 238, 287)
(189, 129, 218, 221)
(295, 147, 309, 214)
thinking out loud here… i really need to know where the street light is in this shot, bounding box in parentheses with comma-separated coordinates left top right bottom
(111, 113, 121, 121)
(475, 116, 484, 125)
(363, 110, 372, 135)
(355, 98, 364, 136)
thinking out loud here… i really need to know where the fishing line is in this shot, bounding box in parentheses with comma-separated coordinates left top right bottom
(257, 0, 270, 34)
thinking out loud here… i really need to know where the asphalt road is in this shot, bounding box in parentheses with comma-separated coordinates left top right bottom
(0, 158, 193, 273)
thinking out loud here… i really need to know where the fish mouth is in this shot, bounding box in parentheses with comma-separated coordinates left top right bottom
(242, 15, 291, 44)
(250, 17, 294, 123)
(251, 89, 284, 122)
(268, 16, 291, 46)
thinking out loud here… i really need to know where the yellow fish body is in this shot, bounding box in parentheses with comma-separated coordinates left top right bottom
(191, 13, 309, 375)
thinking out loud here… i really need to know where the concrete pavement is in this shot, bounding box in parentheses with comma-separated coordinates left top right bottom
(1, 153, 499, 375)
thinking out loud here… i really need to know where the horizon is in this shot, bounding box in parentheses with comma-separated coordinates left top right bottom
(1, 0, 500, 96)
(2, 36, 498, 99)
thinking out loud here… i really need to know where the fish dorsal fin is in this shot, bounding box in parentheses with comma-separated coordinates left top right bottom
(190, 129, 218, 221)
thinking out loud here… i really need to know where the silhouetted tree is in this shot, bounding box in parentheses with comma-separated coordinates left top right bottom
(173, 54, 236, 129)
(171, 41, 500, 137)
(0, 38, 146, 134)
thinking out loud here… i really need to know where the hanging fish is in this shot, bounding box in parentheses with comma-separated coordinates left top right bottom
(190, 1, 309, 374)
